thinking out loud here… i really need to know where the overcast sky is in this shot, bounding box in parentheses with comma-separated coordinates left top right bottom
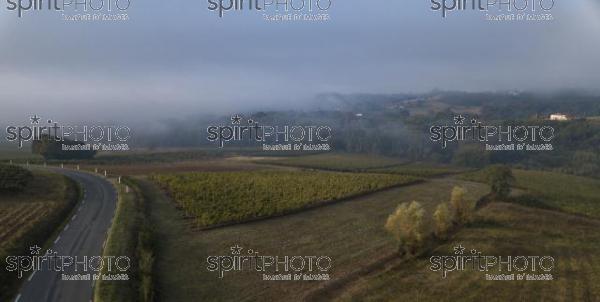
(0, 0, 599, 123)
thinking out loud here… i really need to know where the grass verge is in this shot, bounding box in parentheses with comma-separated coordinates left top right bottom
(94, 177, 155, 302)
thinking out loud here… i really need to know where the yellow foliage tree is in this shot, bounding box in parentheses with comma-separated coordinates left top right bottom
(450, 186, 474, 225)
(384, 201, 425, 255)
(433, 202, 452, 239)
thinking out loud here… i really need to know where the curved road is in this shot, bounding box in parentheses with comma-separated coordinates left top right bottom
(16, 169, 117, 302)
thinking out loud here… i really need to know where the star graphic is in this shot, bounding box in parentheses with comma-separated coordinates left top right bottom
(30, 115, 41, 124)
(453, 115, 465, 125)
(30, 245, 41, 255)
(230, 245, 243, 255)
(453, 244, 466, 255)
(231, 115, 242, 124)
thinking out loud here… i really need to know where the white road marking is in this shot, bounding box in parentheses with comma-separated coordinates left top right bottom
(27, 270, 36, 281)
(71, 215, 77, 221)
(54, 236, 61, 244)
(14, 294, 21, 302)
(64, 224, 69, 231)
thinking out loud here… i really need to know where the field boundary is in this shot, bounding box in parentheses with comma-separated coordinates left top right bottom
(255, 159, 473, 179)
(253, 161, 408, 173)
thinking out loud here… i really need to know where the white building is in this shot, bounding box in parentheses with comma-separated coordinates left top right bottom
(549, 113, 569, 121)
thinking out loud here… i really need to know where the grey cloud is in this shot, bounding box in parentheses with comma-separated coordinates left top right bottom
(0, 0, 599, 123)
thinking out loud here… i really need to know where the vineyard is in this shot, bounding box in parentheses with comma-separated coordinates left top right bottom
(151, 171, 420, 227)
(0, 171, 70, 250)
(0, 170, 78, 301)
(0, 203, 50, 244)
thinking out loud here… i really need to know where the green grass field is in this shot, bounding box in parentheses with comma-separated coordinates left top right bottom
(461, 169, 600, 218)
(256, 153, 405, 171)
(334, 202, 600, 301)
(140, 176, 488, 301)
(150, 171, 420, 227)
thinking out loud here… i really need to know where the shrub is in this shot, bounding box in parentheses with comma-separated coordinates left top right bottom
(485, 165, 515, 199)
(384, 201, 425, 255)
(0, 164, 33, 192)
(450, 186, 474, 225)
(433, 203, 452, 240)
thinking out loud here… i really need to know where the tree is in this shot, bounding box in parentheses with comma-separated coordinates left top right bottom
(433, 203, 452, 240)
(450, 186, 474, 225)
(0, 164, 33, 192)
(486, 165, 515, 199)
(384, 201, 425, 255)
(32, 134, 97, 160)
(451, 144, 490, 168)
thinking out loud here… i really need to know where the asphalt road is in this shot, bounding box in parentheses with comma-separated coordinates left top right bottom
(16, 169, 117, 302)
